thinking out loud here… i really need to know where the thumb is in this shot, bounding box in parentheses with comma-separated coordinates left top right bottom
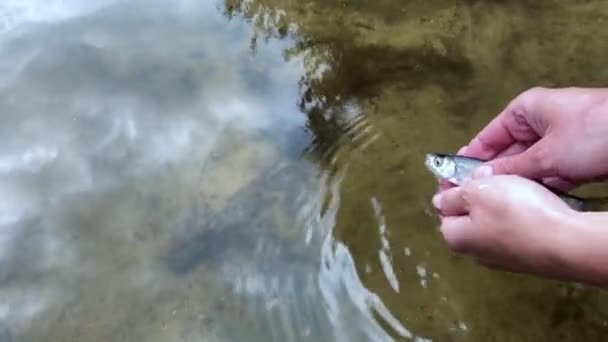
(486, 144, 554, 180)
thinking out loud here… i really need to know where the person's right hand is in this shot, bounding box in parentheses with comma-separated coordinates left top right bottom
(460, 87, 608, 190)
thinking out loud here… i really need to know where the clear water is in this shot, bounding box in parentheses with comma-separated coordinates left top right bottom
(2, 0, 608, 341)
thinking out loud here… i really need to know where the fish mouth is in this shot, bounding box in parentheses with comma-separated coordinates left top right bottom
(424, 154, 437, 173)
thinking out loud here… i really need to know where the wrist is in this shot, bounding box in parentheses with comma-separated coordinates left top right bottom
(549, 211, 608, 287)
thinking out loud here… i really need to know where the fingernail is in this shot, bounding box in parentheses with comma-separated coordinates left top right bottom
(473, 165, 493, 179)
(457, 146, 468, 155)
(432, 194, 442, 210)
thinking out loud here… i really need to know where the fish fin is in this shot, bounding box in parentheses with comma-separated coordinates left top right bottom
(543, 184, 608, 212)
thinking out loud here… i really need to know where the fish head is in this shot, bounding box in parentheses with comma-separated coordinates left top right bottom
(425, 153, 457, 182)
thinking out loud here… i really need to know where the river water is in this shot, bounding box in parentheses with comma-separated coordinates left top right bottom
(2, 0, 608, 341)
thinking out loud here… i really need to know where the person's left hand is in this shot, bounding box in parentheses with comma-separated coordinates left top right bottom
(432, 166, 579, 277)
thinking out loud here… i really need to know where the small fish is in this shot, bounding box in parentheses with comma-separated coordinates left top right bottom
(425, 153, 608, 212)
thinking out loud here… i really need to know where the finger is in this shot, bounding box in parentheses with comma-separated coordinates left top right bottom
(457, 145, 468, 155)
(465, 88, 548, 160)
(437, 179, 456, 192)
(487, 141, 555, 179)
(464, 104, 518, 160)
(493, 141, 531, 159)
(440, 215, 474, 254)
(433, 187, 469, 217)
(470, 165, 493, 180)
(463, 140, 528, 164)
(541, 177, 578, 192)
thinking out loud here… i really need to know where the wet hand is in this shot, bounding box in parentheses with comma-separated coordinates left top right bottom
(461, 87, 608, 190)
(433, 167, 577, 277)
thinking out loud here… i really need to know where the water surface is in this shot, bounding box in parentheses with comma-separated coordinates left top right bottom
(2, 0, 608, 341)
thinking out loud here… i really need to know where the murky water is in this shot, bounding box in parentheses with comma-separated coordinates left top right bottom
(3, 0, 608, 341)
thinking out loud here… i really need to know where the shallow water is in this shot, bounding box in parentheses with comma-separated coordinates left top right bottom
(2, 0, 608, 341)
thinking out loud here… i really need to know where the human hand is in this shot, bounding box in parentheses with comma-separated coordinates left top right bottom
(433, 167, 578, 278)
(460, 87, 608, 191)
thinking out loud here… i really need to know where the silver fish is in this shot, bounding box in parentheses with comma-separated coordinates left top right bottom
(425, 153, 607, 212)
(425, 153, 483, 186)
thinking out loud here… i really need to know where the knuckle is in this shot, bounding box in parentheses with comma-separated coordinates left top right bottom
(515, 88, 540, 107)
(517, 87, 551, 117)
(530, 146, 557, 174)
(522, 86, 548, 98)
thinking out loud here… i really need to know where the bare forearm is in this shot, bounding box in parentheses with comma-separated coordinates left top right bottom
(552, 212, 608, 288)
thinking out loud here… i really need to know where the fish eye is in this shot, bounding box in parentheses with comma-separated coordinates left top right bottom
(434, 157, 443, 167)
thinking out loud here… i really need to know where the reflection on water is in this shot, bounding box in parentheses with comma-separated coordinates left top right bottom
(3, 0, 608, 341)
